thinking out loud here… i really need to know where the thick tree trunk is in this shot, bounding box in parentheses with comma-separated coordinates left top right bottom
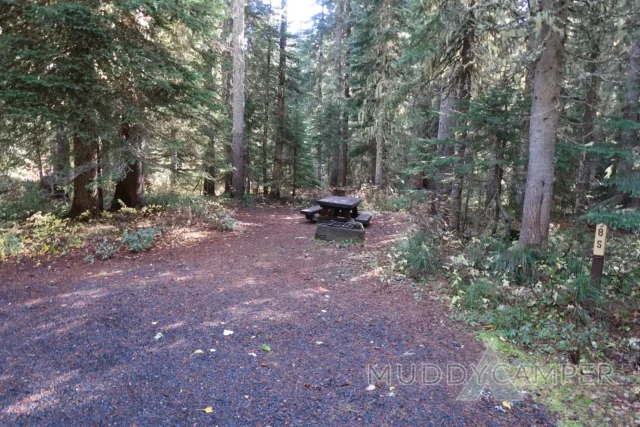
(68, 135, 100, 218)
(519, 0, 567, 248)
(262, 8, 273, 196)
(231, 0, 246, 197)
(221, 5, 234, 195)
(575, 39, 600, 214)
(618, 23, 640, 207)
(271, 0, 287, 198)
(111, 125, 145, 211)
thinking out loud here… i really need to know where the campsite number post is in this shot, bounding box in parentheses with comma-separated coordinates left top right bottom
(591, 224, 608, 288)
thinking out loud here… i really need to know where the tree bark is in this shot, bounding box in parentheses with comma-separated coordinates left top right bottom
(514, 6, 537, 215)
(519, 0, 567, 248)
(575, 38, 600, 214)
(110, 124, 145, 211)
(52, 128, 70, 183)
(339, 5, 351, 188)
(231, 0, 246, 197)
(203, 127, 217, 196)
(68, 135, 100, 218)
(221, 3, 234, 195)
(374, 118, 385, 186)
(262, 4, 273, 196)
(271, 0, 287, 198)
(450, 8, 474, 232)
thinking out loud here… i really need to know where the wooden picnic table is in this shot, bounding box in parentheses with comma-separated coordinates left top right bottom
(316, 196, 361, 222)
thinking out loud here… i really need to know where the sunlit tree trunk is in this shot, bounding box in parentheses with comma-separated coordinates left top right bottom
(221, 2, 233, 195)
(339, 4, 351, 188)
(519, 0, 567, 248)
(262, 3, 273, 196)
(272, 0, 286, 198)
(231, 0, 246, 196)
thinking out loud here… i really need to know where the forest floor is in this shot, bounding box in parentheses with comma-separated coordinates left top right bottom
(0, 206, 556, 426)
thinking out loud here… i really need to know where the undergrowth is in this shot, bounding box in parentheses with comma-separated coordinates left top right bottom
(393, 226, 640, 363)
(0, 192, 237, 263)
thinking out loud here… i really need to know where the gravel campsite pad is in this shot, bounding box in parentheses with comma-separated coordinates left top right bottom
(0, 207, 555, 426)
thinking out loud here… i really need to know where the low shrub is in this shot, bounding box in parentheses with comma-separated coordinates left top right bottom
(0, 232, 23, 261)
(122, 227, 162, 252)
(397, 231, 438, 278)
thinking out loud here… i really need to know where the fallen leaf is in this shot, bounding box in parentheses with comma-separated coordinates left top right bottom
(503, 401, 511, 410)
(262, 343, 272, 352)
(203, 406, 214, 414)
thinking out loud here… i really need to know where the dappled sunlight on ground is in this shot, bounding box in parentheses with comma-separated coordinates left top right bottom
(0, 207, 554, 426)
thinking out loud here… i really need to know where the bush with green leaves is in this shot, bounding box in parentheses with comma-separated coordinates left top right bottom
(0, 178, 63, 226)
(0, 232, 23, 260)
(445, 227, 640, 361)
(206, 213, 237, 232)
(122, 227, 162, 252)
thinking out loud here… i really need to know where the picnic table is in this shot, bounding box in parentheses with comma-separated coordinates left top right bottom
(317, 196, 361, 222)
(301, 196, 373, 226)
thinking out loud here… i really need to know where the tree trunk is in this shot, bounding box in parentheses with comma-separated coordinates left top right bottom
(514, 9, 537, 215)
(618, 21, 640, 207)
(339, 10, 351, 188)
(262, 5, 273, 196)
(450, 9, 474, 232)
(374, 119, 385, 186)
(575, 38, 600, 214)
(271, 0, 287, 198)
(52, 128, 70, 183)
(519, 0, 567, 248)
(231, 0, 246, 197)
(203, 127, 217, 196)
(221, 3, 234, 195)
(68, 135, 100, 218)
(111, 124, 145, 211)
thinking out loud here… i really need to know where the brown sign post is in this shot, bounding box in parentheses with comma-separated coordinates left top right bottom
(591, 224, 608, 288)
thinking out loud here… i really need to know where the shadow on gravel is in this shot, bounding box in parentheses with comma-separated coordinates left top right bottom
(0, 207, 556, 426)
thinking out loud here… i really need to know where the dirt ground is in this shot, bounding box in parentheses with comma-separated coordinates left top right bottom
(0, 206, 555, 426)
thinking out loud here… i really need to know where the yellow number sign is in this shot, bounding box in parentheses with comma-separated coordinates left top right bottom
(593, 224, 608, 256)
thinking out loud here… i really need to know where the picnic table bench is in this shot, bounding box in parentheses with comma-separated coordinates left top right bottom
(300, 196, 373, 227)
